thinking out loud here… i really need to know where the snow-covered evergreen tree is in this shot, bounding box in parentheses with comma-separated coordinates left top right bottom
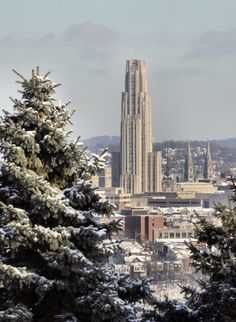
(0, 68, 152, 322)
(145, 186, 236, 322)
(182, 186, 236, 321)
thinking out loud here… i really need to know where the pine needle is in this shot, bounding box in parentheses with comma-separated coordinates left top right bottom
(43, 71, 51, 79)
(12, 69, 27, 81)
(52, 83, 61, 89)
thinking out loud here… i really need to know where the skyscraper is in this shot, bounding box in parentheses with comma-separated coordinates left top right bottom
(184, 141, 194, 182)
(120, 59, 161, 194)
(203, 142, 214, 180)
(111, 151, 121, 187)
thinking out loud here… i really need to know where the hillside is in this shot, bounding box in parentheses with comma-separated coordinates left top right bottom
(82, 136, 236, 152)
(83, 135, 120, 152)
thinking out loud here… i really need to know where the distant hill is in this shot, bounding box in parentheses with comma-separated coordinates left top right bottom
(154, 138, 236, 151)
(82, 136, 236, 152)
(211, 138, 236, 149)
(83, 136, 120, 152)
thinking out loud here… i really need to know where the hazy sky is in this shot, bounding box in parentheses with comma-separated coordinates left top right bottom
(1, 0, 236, 142)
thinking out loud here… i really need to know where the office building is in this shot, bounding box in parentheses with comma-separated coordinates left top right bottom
(122, 208, 164, 241)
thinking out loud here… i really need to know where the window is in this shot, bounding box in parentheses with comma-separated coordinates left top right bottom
(170, 233, 174, 238)
(158, 233, 162, 238)
(164, 232, 168, 238)
(176, 233, 180, 238)
(182, 233, 186, 238)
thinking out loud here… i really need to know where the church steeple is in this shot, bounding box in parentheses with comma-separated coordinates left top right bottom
(184, 141, 194, 182)
(204, 142, 214, 180)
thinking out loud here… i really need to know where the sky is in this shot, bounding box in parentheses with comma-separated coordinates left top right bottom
(1, 0, 236, 142)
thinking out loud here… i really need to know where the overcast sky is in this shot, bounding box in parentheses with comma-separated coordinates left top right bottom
(1, 0, 236, 142)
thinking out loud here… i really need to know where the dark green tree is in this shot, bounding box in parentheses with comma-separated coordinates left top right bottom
(183, 188, 236, 322)
(145, 186, 236, 322)
(0, 68, 152, 322)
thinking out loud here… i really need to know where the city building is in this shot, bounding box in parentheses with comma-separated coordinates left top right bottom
(111, 239, 194, 281)
(99, 187, 131, 210)
(122, 207, 164, 241)
(120, 59, 162, 194)
(162, 174, 177, 192)
(148, 151, 162, 192)
(111, 151, 120, 187)
(176, 182, 218, 193)
(131, 192, 202, 208)
(195, 191, 230, 208)
(154, 226, 194, 242)
(99, 166, 112, 188)
(147, 197, 202, 208)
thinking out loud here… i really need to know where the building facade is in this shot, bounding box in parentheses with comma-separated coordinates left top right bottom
(123, 208, 164, 241)
(154, 226, 194, 241)
(148, 151, 162, 192)
(99, 166, 112, 188)
(120, 59, 161, 194)
(111, 152, 120, 187)
(99, 187, 131, 210)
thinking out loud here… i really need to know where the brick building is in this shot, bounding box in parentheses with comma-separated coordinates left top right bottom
(122, 208, 164, 242)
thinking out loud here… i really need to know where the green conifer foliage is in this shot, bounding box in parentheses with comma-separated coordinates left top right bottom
(0, 68, 152, 321)
(145, 186, 236, 322)
(182, 188, 236, 321)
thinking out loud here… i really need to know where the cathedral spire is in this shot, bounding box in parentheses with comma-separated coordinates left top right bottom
(184, 141, 194, 182)
(204, 142, 214, 180)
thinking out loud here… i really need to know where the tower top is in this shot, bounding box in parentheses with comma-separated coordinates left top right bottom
(207, 142, 212, 160)
(187, 141, 192, 157)
(126, 58, 145, 63)
(125, 59, 148, 93)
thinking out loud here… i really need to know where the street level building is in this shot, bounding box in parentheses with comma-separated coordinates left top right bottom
(99, 187, 131, 210)
(177, 182, 217, 193)
(122, 207, 164, 241)
(154, 226, 194, 242)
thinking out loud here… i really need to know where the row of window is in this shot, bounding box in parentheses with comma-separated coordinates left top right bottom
(133, 265, 146, 271)
(158, 232, 193, 239)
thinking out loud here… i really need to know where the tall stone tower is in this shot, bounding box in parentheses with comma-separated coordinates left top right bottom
(184, 141, 194, 182)
(204, 142, 214, 180)
(120, 59, 161, 194)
